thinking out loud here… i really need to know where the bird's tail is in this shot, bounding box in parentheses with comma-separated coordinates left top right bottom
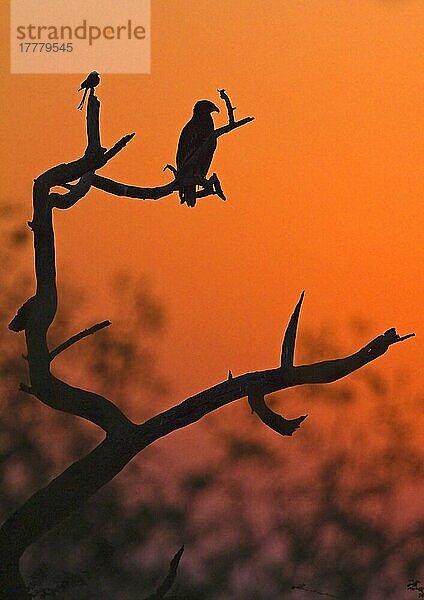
(77, 88, 88, 110)
(179, 185, 196, 207)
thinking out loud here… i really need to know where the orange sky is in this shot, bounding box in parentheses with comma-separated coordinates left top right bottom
(0, 0, 422, 406)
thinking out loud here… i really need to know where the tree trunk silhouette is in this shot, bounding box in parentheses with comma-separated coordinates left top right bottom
(0, 80, 413, 599)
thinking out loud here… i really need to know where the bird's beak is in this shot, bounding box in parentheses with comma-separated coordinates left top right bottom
(212, 104, 220, 113)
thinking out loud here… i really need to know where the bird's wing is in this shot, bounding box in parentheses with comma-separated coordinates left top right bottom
(197, 125, 217, 175)
(176, 119, 210, 172)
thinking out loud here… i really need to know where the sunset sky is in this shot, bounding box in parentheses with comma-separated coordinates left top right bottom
(0, 0, 422, 408)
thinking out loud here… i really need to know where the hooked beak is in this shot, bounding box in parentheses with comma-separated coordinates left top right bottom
(211, 104, 220, 113)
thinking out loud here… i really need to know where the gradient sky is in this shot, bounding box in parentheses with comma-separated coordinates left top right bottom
(0, 0, 422, 407)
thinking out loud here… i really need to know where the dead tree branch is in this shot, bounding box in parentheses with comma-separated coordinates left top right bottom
(7, 85, 136, 442)
(90, 88, 253, 202)
(248, 385, 307, 436)
(49, 320, 111, 361)
(218, 88, 236, 124)
(281, 290, 304, 368)
(291, 583, 340, 598)
(2, 290, 412, 574)
(144, 545, 185, 599)
(0, 73, 413, 599)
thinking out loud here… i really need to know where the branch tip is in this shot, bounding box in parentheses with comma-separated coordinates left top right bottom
(154, 544, 185, 598)
(50, 320, 112, 361)
(163, 164, 178, 177)
(248, 387, 307, 437)
(398, 332, 415, 342)
(386, 329, 415, 344)
(280, 291, 305, 369)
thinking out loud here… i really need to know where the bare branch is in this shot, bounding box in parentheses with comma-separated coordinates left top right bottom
(92, 174, 177, 200)
(103, 132, 135, 162)
(91, 172, 222, 202)
(49, 173, 94, 209)
(218, 88, 236, 124)
(27, 307, 410, 447)
(291, 583, 339, 598)
(214, 88, 254, 137)
(47, 377, 136, 435)
(163, 163, 178, 177)
(37, 130, 134, 190)
(49, 320, 111, 361)
(49, 91, 104, 209)
(360, 328, 414, 362)
(147, 545, 185, 599)
(214, 115, 255, 138)
(281, 291, 304, 368)
(384, 329, 415, 344)
(2, 317, 413, 564)
(138, 324, 413, 447)
(20, 374, 135, 436)
(248, 385, 307, 436)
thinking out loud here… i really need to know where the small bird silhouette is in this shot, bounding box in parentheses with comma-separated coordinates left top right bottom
(176, 100, 219, 207)
(77, 71, 100, 110)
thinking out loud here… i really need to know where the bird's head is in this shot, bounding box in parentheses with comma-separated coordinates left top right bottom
(193, 100, 220, 115)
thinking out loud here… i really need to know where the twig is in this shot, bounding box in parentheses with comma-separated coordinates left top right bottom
(144, 546, 185, 599)
(103, 133, 135, 162)
(214, 115, 255, 138)
(281, 291, 304, 368)
(291, 583, 339, 598)
(218, 88, 236, 124)
(39, 131, 135, 191)
(155, 545, 184, 597)
(163, 164, 178, 177)
(248, 385, 307, 436)
(49, 320, 111, 361)
(394, 332, 415, 343)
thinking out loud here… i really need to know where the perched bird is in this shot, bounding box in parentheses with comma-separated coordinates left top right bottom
(176, 100, 220, 207)
(77, 71, 100, 110)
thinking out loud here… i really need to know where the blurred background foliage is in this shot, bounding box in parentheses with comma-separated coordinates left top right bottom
(0, 210, 422, 599)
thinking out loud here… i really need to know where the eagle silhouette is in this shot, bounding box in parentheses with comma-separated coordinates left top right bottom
(176, 100, 220, 207)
